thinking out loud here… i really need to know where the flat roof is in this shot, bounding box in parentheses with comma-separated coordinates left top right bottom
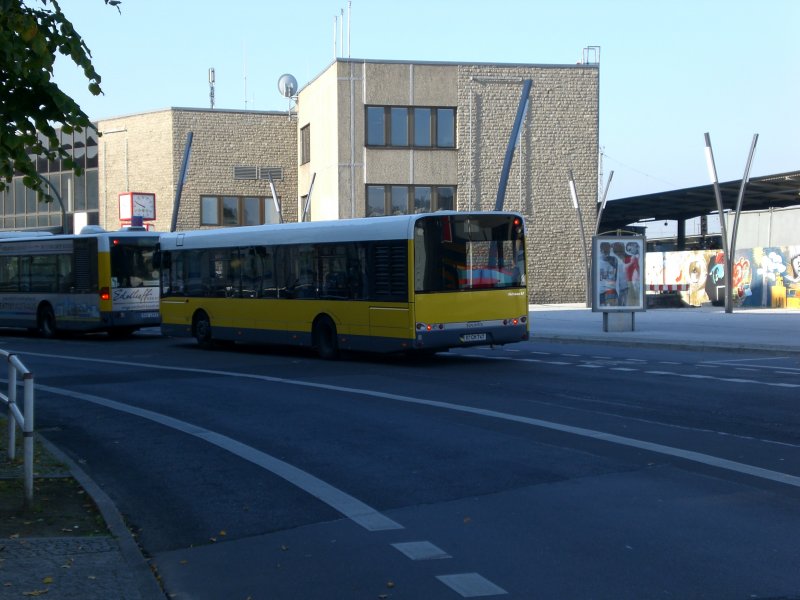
(600, 170, 800, 232)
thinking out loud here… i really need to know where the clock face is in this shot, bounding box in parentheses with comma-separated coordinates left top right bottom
(131, 193, 155, 219)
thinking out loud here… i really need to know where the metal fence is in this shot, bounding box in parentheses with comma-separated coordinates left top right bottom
(1, 350, 35, 505)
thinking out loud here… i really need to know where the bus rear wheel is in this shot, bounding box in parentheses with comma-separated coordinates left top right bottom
(193, 311, 213, 349)
(313, 316, 339, 360)
(37, 304, 57, 339)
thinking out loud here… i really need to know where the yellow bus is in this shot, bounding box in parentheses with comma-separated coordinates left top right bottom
(0, 228, 161, 337)
(157, 211, 529, 357)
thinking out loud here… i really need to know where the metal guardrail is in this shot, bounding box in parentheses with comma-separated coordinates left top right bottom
(1, 350, 35, 505)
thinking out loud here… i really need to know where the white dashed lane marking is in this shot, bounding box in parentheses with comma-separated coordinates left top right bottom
(436, 573, 508, 597)
(392, 541, 452, 561)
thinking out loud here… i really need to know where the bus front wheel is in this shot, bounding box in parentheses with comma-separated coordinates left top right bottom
(313, 316, 339, 360)
(193, 311, 213, 348)
(37, 304, 57, 339)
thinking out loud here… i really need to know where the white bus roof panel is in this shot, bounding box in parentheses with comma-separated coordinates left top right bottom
(157, 212, 517, 251)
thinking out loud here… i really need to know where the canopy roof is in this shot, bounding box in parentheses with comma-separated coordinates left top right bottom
(599, 170, 800, 232)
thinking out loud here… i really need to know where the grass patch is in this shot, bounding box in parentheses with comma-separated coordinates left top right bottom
(0, 477, 109, 538)
(0, 417, 109, 538)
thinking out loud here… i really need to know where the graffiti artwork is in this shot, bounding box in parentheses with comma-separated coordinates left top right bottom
(647, 245, 800, 308)
(592, 235, 645, 312)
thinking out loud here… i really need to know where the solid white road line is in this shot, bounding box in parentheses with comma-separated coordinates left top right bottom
(23, 351, 800, 491)
(36, 382, 404, 532)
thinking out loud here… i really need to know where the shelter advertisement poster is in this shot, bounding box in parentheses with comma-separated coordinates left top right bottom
(592, 235, 645, 312)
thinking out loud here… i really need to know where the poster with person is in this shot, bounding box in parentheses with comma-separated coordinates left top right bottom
(591, 235, 645, 312)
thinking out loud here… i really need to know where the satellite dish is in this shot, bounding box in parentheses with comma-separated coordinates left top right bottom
(278, 73, 298, 98)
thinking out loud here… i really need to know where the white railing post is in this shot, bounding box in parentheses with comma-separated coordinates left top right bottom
(7, 360, 17, 460)
(22, 371, 34, 506)
(2, 350, 35, 505)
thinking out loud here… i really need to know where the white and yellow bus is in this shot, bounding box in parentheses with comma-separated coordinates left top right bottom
(0, 228, 161, 337)
(157, 211, 529, 357)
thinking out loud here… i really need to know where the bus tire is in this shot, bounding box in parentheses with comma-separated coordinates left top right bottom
(193, 311, 213, 349)
(313, 316, 339, 360)
(37, 304, 57, 339)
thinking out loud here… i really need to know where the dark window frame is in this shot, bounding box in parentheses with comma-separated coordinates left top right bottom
(365, 105, 456, 149)
(200, 195, 271, 227)
(300, 124, 311, 165)
(365, 184, 456, 217)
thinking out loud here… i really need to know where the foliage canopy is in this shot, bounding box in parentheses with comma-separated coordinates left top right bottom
(0, 0, 119, 201)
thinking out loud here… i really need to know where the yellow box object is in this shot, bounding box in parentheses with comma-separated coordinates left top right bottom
(772, 276, 787, 308)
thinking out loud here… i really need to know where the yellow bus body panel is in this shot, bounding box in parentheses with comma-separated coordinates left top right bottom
(413, 289, 529, 324)
(161, 297, 412, 339)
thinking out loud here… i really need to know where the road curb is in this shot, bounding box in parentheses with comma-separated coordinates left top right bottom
(37, 435, 165, 600)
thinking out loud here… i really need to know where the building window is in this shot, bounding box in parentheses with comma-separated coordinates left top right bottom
(200, 195, 278, 226)
(300, 124, 311, 165)
(436, 108, 455, 147)
(366, 107, 385, 146)
(414, 108, 431, 147)
(390, 107, 408, 146)
(366, 185, 456, 217)
(0, 125, 99, 233)
(366, 106, 456, 149)
(366, 186, 385, 217)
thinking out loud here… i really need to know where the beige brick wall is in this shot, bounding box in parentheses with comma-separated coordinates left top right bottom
(458, 65, 599, 303)
(298, 59, 599, 303)
(98, 108, 297, 232)
(98, 110, 173, 231)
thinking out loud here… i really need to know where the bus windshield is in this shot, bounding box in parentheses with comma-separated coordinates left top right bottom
(414, 213, 525, 293)
(110, 238, 159, 288)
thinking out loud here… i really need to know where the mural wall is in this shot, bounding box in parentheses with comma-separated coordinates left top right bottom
(646, 245, 800, 308)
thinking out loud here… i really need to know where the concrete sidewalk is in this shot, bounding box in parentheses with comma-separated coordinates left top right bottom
(530, 303, 800, 354)
(0, 438, 165, 600)
(3, 304, 797, 599)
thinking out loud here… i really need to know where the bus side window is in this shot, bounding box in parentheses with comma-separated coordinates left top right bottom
(0, 256, 19, 292)
(242, 247, 261, 298)
(58, 254, 73, 292)
(186, 250, 206, 296)
(170, 252, 187, 296)
(347, 247, 366, 300)
(258, 246, 277, 298)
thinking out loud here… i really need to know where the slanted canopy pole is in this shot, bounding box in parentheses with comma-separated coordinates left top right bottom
(495, 79, 532, 211)
(729, 134, 759, 300)
(704, 132, 732, 313)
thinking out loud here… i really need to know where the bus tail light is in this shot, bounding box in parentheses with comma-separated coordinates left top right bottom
(503, 316, 526, 326)
(416, 323, 444, 332)
(100, 287, 111, 301)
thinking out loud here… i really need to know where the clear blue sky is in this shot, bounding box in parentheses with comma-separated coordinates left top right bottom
(52, 0, 798, 201)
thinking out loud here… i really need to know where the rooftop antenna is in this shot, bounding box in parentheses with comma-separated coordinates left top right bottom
(278, 73, 298, 118)
(208, 67, 215, 110)
(333, 14, 337, 59)
(243, 43, 248, 110)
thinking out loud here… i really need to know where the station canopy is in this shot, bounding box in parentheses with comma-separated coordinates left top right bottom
(599, 170, 800, 233)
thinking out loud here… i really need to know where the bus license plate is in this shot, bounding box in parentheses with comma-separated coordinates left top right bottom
(141, 312, 160, 319)
(461, 333, 487, 343)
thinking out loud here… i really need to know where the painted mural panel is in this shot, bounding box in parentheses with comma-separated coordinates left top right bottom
(646, 245, 800, 308)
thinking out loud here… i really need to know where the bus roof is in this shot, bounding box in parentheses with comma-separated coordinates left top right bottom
(158, 211, 522, 251)
(0, 229, 160, 244)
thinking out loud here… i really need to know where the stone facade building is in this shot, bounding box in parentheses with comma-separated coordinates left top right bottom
(96, 108, 297, 233)
(297, 59, 599, 303)
(0, 57, 600, 304)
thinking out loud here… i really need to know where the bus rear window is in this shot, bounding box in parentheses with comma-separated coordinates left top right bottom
(413, 214, 525, 293)
(110, 239, 159, 288)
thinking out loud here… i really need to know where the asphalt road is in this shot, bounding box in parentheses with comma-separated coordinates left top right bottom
(5, 330, 800, 599)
